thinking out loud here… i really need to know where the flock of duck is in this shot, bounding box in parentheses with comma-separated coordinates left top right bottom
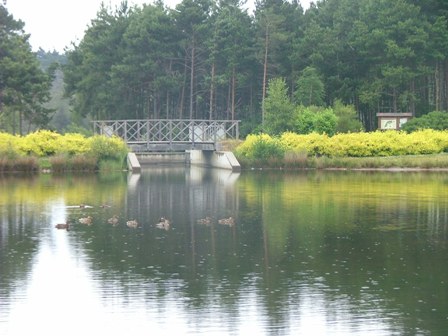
(54, 204, 172, 232)
(54, 204, 235, 231)
(197, 216, 235, 227)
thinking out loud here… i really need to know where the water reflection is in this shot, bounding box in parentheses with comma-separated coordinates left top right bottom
(0, 169, 447, 335)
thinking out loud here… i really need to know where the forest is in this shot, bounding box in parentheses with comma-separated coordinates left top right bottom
(1, 0, 448, 135)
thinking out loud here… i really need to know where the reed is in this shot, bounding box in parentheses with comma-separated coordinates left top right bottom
(237, 152, 448, 170)
(98, 158, 126, 172)
(0, 156, 38, 172)
(49, 154, 69, 172)
(14, 156, 39, 172)
(283, 151, 309, 168)
(70, 155, 97, 172)
(0, 157, 13, 171)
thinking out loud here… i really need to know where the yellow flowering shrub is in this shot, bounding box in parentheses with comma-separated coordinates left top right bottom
(280, 132, 329, 155)
(19, 130, 62, 156)
(55, 133, 90, 155)
(235, 133, 274, 158)
(239, 130, 448, 159)
(0, 132, 21, 157)
(407, 129, 448, 154)
(86, 135, 128, 161)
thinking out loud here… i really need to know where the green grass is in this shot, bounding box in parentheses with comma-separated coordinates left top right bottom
(237, 152, 448, 170)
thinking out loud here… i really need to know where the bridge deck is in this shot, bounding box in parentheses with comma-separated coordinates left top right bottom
(93, 119, 239, 152)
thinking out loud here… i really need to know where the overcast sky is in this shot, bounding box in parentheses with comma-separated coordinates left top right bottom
(5, 0, 312, 53)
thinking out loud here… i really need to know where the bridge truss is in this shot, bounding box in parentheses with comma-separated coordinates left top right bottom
(92, 119, 240, 151)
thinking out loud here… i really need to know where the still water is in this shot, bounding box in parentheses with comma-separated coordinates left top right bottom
(0, 168, 447, 335)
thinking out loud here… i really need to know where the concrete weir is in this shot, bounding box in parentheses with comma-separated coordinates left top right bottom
(127, 150, 240, 172)
(127, 153, 141, 173)
(189, 150, 241, 171)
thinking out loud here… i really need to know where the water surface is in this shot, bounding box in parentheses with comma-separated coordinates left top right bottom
(0, 169, 447, 335)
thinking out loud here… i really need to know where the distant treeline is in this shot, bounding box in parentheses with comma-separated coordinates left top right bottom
(2, 0, 448, 135)
(63, 0, 448, 132)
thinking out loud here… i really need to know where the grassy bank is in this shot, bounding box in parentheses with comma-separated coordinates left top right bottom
(237, 152, 448, 170)
(232, 130, 448, 170)
(3, 130, 448, 173)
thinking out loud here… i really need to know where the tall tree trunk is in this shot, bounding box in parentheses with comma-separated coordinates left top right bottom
(410, 80, 415, 116)
(435, 61, 440, 111)
(12, 110, 16, 135)
(262, 26, 269, 127)
(166, 91, 170, 119)
(189, 36, 195, 120)
(166, 60, 172, 119)
(227, 79, 231, 120)
(209, 62, 215, 120)
(19, 110, 23, 135)
(249, 83, 254, 117)
(147, 83, 152, 119)
(392, 88, 398, 113)
(231, 66, 236, 121)
(179, 54, 188, 119)
(153, 93, 158, 119)
(444, 60, 448, 111)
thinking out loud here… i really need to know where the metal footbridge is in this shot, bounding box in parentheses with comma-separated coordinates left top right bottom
(92, 119, 240, 152)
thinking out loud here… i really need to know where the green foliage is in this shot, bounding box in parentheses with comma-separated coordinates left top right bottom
(401, 111, 448, 132)
(98, 158, 126, 172)
(294, 107, 315, 134)
(294, 106, 338, 136)
(236, 133, 285, 164)
(0, 6, 53, 133)
(63, 123, 93, 137)
(333, 100, 364, 133)
(313, 109, 338, 135)
(87, 135, 128, 162)
(264, 78, 295, 135)
(251, 137, 285, 161)
(294, 66, 325, 106)
(7, 0, 445, 135)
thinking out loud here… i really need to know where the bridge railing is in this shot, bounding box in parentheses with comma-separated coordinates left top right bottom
(92, 119, 240, 147)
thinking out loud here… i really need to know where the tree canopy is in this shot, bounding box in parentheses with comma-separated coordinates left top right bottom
(3, 0, 448, 134)
(0, 5, 53, 134)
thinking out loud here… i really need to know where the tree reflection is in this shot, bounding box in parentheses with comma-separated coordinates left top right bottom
(1, 170, 448, 334)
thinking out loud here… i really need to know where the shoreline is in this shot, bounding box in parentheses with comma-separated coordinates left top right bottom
(246, 166, 448, 172)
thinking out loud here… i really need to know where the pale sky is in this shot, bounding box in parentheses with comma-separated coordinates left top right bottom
(5, 0, 312, 53)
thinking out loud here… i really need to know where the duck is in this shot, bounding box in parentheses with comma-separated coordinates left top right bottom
(156, 217, 171, 230)
(218, 217, 235, 226)
(197, 217, 212, 225)
(79, 215, 93, 225)
(100, 204, 112, 208)
(107, 215, 119, 226)
(55, 222, 70, 231)
(126, 219, 139, 228)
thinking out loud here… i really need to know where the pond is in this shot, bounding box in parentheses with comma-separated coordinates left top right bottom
(0, 168, 447, 335)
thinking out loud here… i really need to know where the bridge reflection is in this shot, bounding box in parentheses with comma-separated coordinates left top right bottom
(126, 166, 240, 224)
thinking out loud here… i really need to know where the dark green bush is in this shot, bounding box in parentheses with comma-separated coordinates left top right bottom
(251, 138, 285, 161)
(401, 111, 448, 132)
